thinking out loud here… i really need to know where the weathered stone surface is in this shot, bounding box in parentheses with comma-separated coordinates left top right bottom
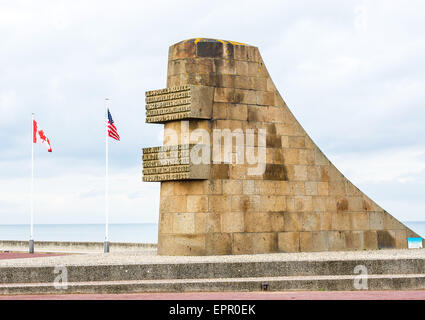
(328, 231, 346, 251)
(221, 211, 244, 233)
(232, 233, 252, 254)
(300, 231, 329, 252)
(277, 232, 300, 252)
(331, 212, 351, 231)
(369, 211, 384, 230)
(302, 212, 321, 231)
(350, 212, 369, 231)
(145, 38, 423, 255)
(252, 232, 278, 253)
(364, 231, 378, 250)
(158, 234, 205, 255)
(283, 212, 302, 232)
(345, 231, 364, 250)
(187, 195, 208, 213)
(205, 233, 232, 255)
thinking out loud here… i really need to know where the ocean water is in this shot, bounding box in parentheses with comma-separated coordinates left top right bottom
(0, 221, 424, 244)
(0, 223, 158, 243)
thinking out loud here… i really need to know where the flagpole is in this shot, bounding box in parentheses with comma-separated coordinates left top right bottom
(29, 113, 35, 253)
(104, 99, 110, 253)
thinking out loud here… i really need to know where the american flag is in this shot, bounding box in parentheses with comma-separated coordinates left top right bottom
(107, 109, 120, 141)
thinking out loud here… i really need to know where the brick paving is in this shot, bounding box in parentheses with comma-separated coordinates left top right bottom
(0, 252, 63, 260)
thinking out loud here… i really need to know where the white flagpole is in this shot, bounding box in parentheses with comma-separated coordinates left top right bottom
(29, 113, 35, 253)
(104, 99, 110, 253)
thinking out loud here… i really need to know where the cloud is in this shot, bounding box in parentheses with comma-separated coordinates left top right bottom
(1, 0, 425, 223)
(328, 146, 425, 222)
(331, 147, 425, 184)
(0, 163, 160, 224)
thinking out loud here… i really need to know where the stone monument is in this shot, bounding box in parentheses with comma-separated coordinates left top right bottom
(143, 38, 424, 255)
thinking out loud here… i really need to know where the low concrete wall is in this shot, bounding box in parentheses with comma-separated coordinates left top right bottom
(1, 258, 424, 284)
(0, 240, 157, 253)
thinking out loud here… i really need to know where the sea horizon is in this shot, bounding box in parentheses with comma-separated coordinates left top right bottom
(0, 221, 424, 244)
(0, 223, 158, 243)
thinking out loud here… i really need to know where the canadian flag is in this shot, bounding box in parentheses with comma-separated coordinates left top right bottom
(33, 120, 52, 152)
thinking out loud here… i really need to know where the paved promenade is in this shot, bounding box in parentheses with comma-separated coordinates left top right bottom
(1, 248, 424, 267)
(0, 291, 424, 300)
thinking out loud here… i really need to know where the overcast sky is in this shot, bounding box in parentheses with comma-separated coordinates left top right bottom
(0, 0, 424, 225)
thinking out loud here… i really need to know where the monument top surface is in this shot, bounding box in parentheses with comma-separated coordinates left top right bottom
(175, 38, 249, 46)
(169, 38, 259, 60)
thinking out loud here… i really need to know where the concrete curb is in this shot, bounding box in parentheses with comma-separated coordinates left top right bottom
(1, 274, 424, 295)
(1, 258, 424, 284)
(0, 240, 157, 254)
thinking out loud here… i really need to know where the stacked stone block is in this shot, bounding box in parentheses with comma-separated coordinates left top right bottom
(143, 38, 424, 255)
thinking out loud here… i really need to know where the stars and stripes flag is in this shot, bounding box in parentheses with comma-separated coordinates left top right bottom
(33, 119, 52, 152)
(107, 109, 120, 141)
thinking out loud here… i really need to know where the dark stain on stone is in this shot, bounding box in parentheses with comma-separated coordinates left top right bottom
(189, 121, 211, 131)
(377, 230, 396, 249)
(320, 167, 329, 182)
(248, 108, 261, 121)
(214, 74, 224, 87)
(263, 164, 287, 181)
(211, 164, 229, 179)
(337, 198, 348, 211)
(242, 196, 250, 212)
(215, 74, 235, 88)
(186, 73, 200, 86)
(183, 59, 197, 73)
(197, 42, 223, 58)
(173, 42, 196, 59)
(234, 91, 244, 103)
(266, 135, 282, 148)
(274, 150, 284, 164)
(224, 43, 234, 59)
(266, 123, 277, 135)
(182, 234, 200, 240)
(186, 73, 216, 86)
(363, 199, 371, 211)
(213, 58, 235, 73)
(201, 73, 217, 86)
